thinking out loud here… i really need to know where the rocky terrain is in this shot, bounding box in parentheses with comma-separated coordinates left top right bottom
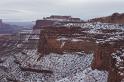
(0, 16, 124, 82)
(89, 13, 124, 24)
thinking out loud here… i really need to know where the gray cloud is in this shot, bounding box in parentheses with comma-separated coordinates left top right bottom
(0, 9, 23, 14)
(0, 0, 124, 21)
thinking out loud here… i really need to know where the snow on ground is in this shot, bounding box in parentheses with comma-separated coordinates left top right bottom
(17, 50, 108, 82)
(37, 53, 93, 80)
(81, 23, 124, 35)
(18, 51, 94, 81)
(0, 49, 96, 82)
(111, 49, 124, 77)
(56, 67, 108, 82)
(81, 23, 124, 31)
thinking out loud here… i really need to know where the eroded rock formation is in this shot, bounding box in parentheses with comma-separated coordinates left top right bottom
(38, 23, 124, 82)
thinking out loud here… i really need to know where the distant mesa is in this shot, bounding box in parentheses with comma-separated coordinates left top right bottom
(88, 12, 124, 24)
(0, 19, 22, 34)
(0, 19, 3, 27)
(33, 15, 85, 29)
(33, 13, 124, 29)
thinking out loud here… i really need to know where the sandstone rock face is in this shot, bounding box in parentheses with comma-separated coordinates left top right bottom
(38, 26, 96, 56)
(37, 23, 124, 82)
(89, 13, 124, 24)
(33, 20, 56, 29)
(92, 42, 124, 82)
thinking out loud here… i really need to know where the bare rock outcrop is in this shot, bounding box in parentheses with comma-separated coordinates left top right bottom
(89, 13, 124, 24)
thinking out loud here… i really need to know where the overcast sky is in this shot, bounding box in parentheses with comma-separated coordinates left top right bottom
(0, 0, 124, 22)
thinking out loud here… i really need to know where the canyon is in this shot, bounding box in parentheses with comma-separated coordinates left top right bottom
(0, 14, 123, 82)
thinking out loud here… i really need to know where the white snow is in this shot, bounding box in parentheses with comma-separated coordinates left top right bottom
(71, 38, 83, 42)
(60, 42, 65, 48)
(56, 67, 108, 82)
(57, 37, 68, 41)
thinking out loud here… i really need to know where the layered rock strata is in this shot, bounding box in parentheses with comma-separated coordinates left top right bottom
(38, 23, 124, 82)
